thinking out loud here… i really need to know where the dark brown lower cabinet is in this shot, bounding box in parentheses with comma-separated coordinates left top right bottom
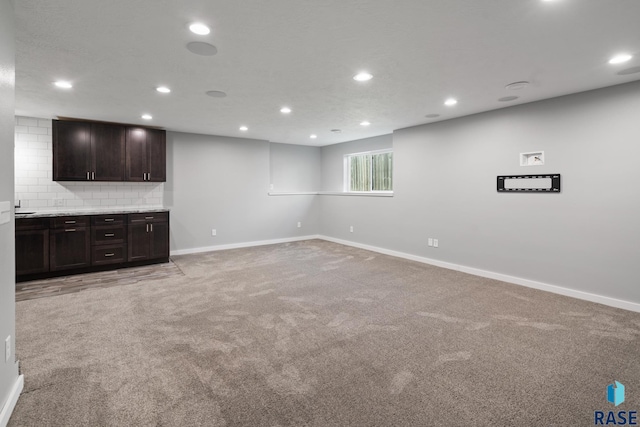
(128, 223, 150, 262)
(16, 229, 50, 276)
(16, 211, 169, 281)
(150, 221, 169, 259)
(128, 213, 169, 262)
(50, 227, 91, 271)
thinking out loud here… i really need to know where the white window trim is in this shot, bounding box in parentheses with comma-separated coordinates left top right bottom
(343, 149, 393, 193)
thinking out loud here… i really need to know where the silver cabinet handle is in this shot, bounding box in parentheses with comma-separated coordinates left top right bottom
(92, 171, 95, 180)
(87, 171, 90, 180)
(145, 216, 154, 220)
(104, 253, 115, 257)
(147, 172, 151, 180)
(65, 229, 76, 232)
(104, 233, 115, 237)
(150, 224, 153, 232)
(65, 220, 76, 224)
(104, 218, 114, 222)
(146, 223, 149, 232)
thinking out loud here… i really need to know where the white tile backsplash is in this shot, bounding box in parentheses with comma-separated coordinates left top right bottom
(14, 116, 164, 211)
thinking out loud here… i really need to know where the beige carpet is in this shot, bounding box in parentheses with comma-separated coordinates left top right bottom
(10, 239, 640, 426)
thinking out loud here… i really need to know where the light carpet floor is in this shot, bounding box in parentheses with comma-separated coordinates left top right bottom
(10, 239, 640, 426)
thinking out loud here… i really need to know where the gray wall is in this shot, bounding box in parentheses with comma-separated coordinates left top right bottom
(165, 132, 320, 252)
(0, 0, 19, 413)
(270, 143, 321, 192)
(321, 134, 393, 192)
(320, 81, 640, 304)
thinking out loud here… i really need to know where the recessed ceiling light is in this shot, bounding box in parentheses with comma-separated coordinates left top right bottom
(156, 86, 171, 93)
(609, 54, 633, 65)
(360, 121, 371, 126)
(425, 114, 440, 118)
(353, 72, 373, 82)
(498, 96, 519, 102)
(505, 81, 530, 90)
(141, 114, 152, 120)
(54, 81, 73, 89)
(186, 42, 218, 56)
(444, 98, 457, 106)
(280, 107, 292, 114)
(189, 23, 210, 35)
(239, 126, 248, 131)
(206, 90, 227, 98)
(310, 134, 318, 139)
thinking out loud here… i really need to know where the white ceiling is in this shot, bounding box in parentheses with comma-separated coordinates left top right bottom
(14, 0, 640, 146)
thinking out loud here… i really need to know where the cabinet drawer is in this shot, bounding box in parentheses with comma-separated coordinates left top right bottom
(129, 212, 168, 224)
(51, 216, 90, 229)
(91, 214, 125, 226)
(92, 244, 127, 266)
(92, 225, 126, 245)
(16, 218, 49, 231)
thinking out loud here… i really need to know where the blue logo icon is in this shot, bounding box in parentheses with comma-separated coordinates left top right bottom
(608, 381, 626, 407)
(595, 381, 636, 425)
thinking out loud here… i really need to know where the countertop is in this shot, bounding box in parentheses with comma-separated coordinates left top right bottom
(15, 207, 170, 219)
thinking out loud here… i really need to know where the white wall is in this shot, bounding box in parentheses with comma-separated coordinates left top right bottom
(14, 116, 164, 212)
(320, 80, 640, 306)
(0, 0, 19, 418)
(270, 142, 321, 192)
(165, 132, 320, 253)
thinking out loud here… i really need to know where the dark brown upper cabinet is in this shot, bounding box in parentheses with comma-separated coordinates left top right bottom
(53, 120, 125, 181)
(92, 122, 126, 181)
(53, 120, 91, 181)
(53, 119, 165, 183)
(125, 127, 166, 182)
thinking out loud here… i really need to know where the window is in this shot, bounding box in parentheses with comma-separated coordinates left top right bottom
(345, 150, 393, 192)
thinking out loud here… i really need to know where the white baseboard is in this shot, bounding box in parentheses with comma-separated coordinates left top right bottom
(318, 235, 640, 313)
(0, 374, 23, 427)
(170, 235, 321, 256)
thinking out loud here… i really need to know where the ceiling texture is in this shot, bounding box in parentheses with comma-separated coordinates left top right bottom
(14, 0, 640, 146)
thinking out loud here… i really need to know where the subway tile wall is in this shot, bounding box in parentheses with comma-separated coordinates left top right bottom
(14, 116, 164, 211)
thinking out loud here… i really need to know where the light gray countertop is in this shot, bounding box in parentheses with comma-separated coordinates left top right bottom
(15, 207, 170, 219)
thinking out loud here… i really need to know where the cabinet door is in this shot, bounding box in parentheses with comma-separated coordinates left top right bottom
(146, 129, 166, 182)
(50, 227, 91, 271)
(149, 222, 169, 260)
(128, 223, 150, 261)
(125, 127, 148, 182)
(53, 120, 91, 181)
(92, 123, 125, 181)
(16, 229, 50, 275)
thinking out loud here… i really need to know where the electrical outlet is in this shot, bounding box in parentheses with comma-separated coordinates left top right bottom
(5, 336, 10, 363)
(211, 229, 217, 236)
(269, 184, 274, 191)
(428, 238, 433, 247)
(54, 198, 64, 207)
(297, 222, 301, 228)
(349, 225, 354, 233)
(433, 239, 439, 248)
